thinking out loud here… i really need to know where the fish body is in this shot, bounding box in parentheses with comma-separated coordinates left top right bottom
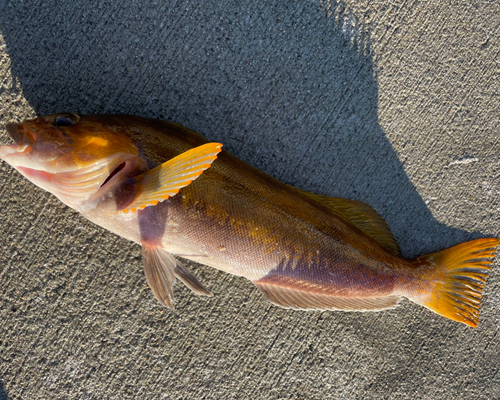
(1, 113, 498, 327)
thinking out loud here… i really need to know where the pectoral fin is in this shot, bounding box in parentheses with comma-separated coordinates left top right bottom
(122, 142, 222, 213)
(296, 188, 401, 257)
(142, 244, 178, 308)
(254, 282, 401, 311)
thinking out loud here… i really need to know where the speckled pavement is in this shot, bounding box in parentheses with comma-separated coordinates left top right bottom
(0, 1, 499, 399)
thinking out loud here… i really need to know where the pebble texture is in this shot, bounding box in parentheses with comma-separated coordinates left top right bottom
(0, 1, 499, 399)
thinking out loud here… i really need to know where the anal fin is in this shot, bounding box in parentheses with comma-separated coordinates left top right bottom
(254, 282, 400, 312)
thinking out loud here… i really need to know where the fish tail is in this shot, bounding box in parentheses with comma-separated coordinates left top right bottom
(410, 238, 499, 327)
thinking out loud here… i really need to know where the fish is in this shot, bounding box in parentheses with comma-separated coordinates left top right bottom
(1, 113, 498, 327)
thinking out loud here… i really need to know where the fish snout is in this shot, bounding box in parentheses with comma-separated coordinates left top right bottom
(6, 123, 22, 144)
(0, 123, 35, 163)
(5, 123, 34, 152)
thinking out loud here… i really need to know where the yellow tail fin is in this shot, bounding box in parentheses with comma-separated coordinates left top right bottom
(416, 238, 499, 327)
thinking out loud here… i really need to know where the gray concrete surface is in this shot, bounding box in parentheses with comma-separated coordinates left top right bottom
(0, 0, 499, 399)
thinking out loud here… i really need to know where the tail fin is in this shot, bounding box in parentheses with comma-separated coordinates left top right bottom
(414, 238, 499, 327)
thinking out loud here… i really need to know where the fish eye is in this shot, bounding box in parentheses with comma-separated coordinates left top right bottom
(54, 114, 79, 127)
(55, 116, 74, 127)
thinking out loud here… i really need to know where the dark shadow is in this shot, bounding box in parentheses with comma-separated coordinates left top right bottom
(0, 378, 8, 400)
(0, 0, 482, 258)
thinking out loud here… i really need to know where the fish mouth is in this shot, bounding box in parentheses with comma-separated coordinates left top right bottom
(0, 123, 30, 163)
(3, 123, 34, 153)
(0, 143, 18, 161)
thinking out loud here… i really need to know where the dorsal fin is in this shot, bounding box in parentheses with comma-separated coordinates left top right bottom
(254, 282, 401, 311)
(296, 188, 401, 257)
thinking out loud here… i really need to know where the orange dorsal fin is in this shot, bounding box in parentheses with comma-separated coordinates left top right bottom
(296, 188, 401, 257)
(254, 282, 400, 311)
(122, 143, 222, 213)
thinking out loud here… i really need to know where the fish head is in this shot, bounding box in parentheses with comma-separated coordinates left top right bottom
(0, 113, 146, 208)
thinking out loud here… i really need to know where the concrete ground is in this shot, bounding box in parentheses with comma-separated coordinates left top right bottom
(0, 0, 499, 399)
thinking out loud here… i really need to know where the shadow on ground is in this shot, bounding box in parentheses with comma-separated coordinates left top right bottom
(0, 379, 8, 400)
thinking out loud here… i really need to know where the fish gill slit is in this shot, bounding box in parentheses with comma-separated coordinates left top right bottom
(100, 162, 127, 188)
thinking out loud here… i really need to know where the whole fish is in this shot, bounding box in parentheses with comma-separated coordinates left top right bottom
(1, 113, 498, 327)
